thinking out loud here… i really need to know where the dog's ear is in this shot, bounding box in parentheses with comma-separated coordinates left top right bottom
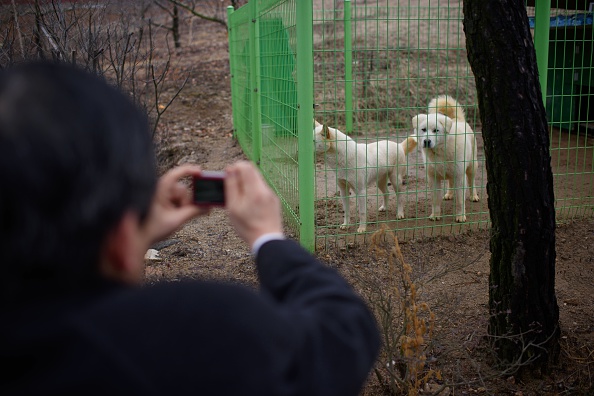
(411, 114, 426, 131)
(314, 119, 322, 128)
(442, 116, 453, 134)
(322, 124, 332, 139)
(411, 115, 419, 130)
(402, 136, 418, 155)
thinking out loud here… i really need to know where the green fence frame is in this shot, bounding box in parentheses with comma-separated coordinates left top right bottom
(228, 0, 593, 251)
(228, 0, 315, 251)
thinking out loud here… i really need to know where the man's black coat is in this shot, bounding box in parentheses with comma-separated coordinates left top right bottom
(1, 239, 380, 396)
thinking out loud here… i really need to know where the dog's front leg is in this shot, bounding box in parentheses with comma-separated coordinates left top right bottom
(467, 164, 480, 202)
(388, 172, 404, 219)
(396, 193, 405, 219)
(443, 178, 454, 200)
(377, 174, 389, 213)
(337, 180, 350, 230)
(428, 177, 442, 221)
(454, 176, 467, 222)
(355, 190, 367, 233)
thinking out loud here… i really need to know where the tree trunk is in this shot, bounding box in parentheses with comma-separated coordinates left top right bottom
(34, 0, 44, 60)
(172, 5, 180, 48)
(463, 0, 559, 371)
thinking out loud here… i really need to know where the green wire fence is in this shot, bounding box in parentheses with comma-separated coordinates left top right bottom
(227, 0, 315, 249)
(312, 2, 487, 251)
(528, 2, 594, 222)
(227, 0, 594, 252)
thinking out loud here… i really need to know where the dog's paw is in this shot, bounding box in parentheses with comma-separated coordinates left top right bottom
(378, 205, 386, 212)
(443, 192, 454, 200)
(455, 215, 467, 223)
(356, 226, 367, 233)
(339, 223, 348, 230)
(397, 212, 405, 219)
(471, 194, 480, 202)
(429, 214, 441, 221)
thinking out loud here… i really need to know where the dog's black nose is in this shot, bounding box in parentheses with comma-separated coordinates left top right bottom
(423, 139, 431, 148)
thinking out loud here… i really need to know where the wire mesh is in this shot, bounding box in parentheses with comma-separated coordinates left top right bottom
(312, 1, 488, 250)
(258, 1, 301, 234)
(228, 0, 304, 236)
(228, 6, 254, 161)
(527, 3, 594, 223)
(228, 0, 594, 251)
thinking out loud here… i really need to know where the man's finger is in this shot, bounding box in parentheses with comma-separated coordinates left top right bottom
(170, 182, 192, 207)
(224, 164, 242, 206)
(234, 161, 265, 196)
(179, 205, 209, 222)
(161, 164, 203, 185)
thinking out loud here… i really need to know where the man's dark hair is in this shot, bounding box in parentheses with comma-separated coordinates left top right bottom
(0, 62, 157, 306)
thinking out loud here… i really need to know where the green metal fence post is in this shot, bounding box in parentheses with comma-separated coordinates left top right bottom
(344, 0, 353, 134)
(249, 0, 262, 164)
(296, 1, 315, 251)
(534, 0, 551, 106)
(227, 6, 239, 138)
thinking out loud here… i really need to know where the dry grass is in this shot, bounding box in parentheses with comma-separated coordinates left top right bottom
(312, 3, 478, 136)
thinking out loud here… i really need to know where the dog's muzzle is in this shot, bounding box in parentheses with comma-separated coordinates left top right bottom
(423, 139, 432, 148)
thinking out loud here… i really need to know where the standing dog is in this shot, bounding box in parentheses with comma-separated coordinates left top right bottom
(411, 95, 479, 222)
(314, 120, 417, 233)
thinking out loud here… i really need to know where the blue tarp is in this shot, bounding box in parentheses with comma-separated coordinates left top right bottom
(528, 13, 593, 28)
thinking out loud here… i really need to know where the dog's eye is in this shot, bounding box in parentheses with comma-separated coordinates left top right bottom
(433, 129, 438, 133)
(421, 128, 427, 132)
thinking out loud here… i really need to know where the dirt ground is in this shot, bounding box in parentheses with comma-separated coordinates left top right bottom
(146, 15, 594, 395)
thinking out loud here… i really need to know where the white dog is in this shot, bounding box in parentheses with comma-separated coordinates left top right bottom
(314, 120, 417, 233)
(411, 95, 479, 222)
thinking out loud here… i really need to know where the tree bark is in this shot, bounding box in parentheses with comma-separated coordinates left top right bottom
(463, 0, 559, 370)
(172, 5, 180, 48)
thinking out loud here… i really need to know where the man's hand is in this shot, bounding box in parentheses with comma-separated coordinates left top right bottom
(225, 161, 283, 248)
(142, 164, 208, 245)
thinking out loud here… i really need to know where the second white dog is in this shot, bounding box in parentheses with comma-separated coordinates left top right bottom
(314, 120, 417, 233)
(411, 95, 479, 222)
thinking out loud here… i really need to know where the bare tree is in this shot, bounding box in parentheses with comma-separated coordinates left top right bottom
(153, 1, 181, 48)
(463, 0, 559, 372)
(145, 21, 189, 136)
(166, 0, 248, 28)
(0, 0, 188, 136)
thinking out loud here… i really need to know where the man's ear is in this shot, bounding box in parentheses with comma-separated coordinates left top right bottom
(100, 211, 146, 284)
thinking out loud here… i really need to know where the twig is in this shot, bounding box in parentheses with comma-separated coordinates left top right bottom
(166, 0, 227, 27)
(11, 0, 25, 59)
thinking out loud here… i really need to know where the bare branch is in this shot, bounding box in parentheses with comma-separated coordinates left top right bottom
(11, 0, 25, 59)
(166, 0, 227, 27)
(153, 0, 174, 16)
(0, 0, 188, 139)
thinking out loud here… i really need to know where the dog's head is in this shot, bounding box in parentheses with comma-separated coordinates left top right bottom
(411, 113, 453, 150)
(313, 121, 335, 154)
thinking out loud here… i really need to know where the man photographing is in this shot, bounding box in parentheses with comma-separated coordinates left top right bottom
(0, 62, 379, 395)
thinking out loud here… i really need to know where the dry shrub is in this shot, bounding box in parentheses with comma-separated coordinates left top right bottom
(362, 227, 446, 395)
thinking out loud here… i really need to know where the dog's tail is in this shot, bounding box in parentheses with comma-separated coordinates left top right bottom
(428, 95, 465, 122)
(400, 136, 417, 155)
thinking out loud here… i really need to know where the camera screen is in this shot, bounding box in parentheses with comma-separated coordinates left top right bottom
(194, 177, 225, 205)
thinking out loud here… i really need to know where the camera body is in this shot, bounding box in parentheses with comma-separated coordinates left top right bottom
(193, 171, 226, 206)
